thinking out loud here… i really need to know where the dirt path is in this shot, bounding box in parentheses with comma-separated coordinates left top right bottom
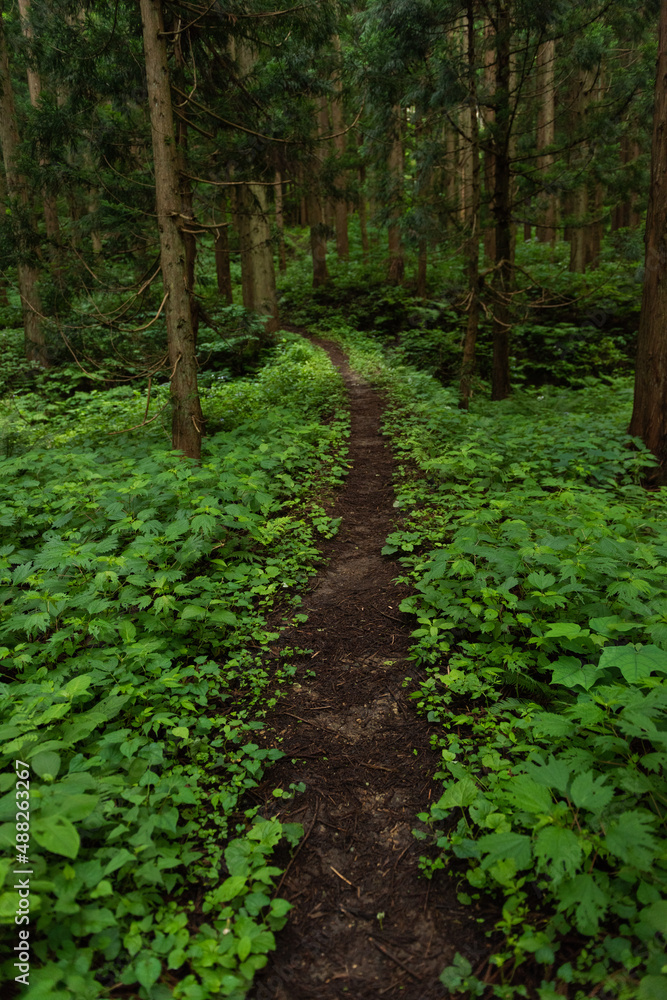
(249, 340, 483, 1000)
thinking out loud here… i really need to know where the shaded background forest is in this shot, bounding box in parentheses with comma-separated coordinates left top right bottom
(0, 0, 660, 459)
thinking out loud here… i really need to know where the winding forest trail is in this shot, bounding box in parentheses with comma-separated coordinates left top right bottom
(249, 340, 483, 1000)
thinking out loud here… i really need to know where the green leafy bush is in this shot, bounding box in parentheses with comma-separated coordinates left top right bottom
(0, 336, 348, 999)
(329, 324, 666, 1000)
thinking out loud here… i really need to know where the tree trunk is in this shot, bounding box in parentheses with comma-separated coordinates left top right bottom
(460, 2, 482, 409)
(237, 185, 255, 310)
(215, 192, 233, 304)
(629, 0, 667, 474)
(139, 0, 203, 460)
(358, 146, 370, 263)
(308, 191, 329, 287)
(0, 12, 48, 366)
(483, 19, 496, 261)
(331, 36, 349, 259)
(274, 170, 287, 273)
(17, 0, 62, 277)
(536, 39, 557, 244)
(387, 113, 404, 284)
(490, 1, 512, 401)
(567, 69, 594, 273)
(248, 183, 279, 336)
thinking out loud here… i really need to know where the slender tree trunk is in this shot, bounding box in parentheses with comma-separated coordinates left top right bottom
(460, 2, 482, 409)
(536, 39, 557, 243)
(215, 193, 233, 304)
(237, 184, 256, 309)
(629, 0, 667, 474)
(0, 170, 9, 305)
(274, 170, 287, 273)
(331, 36, 349, 259)
(358, 146, 370, 263)
(174, 26, 199, 343)
(490, 1, 512, 401)
(567, 69, 594, 273)
(139, 0, 203, 459)
(387, 112, 404, 284)
(0, 12, 48, 366)
(17, 0, 62, 276)
(483, 19, 496, 260)
(248, 183, 279, 335)
(308, 191, 329, 287)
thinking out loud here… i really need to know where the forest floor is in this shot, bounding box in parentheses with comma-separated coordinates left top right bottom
(248, 339, 487, 1000)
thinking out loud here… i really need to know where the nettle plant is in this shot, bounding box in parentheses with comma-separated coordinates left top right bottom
(0, 338, 348, 999)
(330, 328, 667, 1000)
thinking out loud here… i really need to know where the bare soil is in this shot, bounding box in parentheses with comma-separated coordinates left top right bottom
(249, 339, 488, 1000)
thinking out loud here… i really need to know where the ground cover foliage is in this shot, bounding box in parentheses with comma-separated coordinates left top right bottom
(325, 326, 667, 1000)
(0, 335, 348, 1000)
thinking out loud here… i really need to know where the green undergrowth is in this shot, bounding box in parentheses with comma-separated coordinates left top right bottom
(0, 335, 348, 999)
(327, 325, 667, 1000)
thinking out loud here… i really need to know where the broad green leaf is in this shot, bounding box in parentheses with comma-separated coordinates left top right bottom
(551, 657, 599, 691)
(237, 936, 252, 962)
(436, 777, 478, 810)
(32, 816, 80, 859)
(534, 826, 582, 884)
(557, 874, 608, 935)
(604, 812, 657, 869)
(478, 832, 532, 871)
(216, 875, 247, 901)
(569, 772, 613, 814)
(544, 623, 583, 639)
(31, 751, 61, 779)
(63, 675, 93, 700)
(504, 776, 552, 815)
(638, 977, 667, 1000)
(599, 644, 667, 683)
(135, 956, 162, 989)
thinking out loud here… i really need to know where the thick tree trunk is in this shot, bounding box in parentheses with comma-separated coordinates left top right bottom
(629, 0, 667, 474)
(0, 13, 48, 366)
(490, 1, 512, 401)
(275, 170, 287, 273)
(460, 3, 482, 410)
(139, 0, 203, 459)
(536, 39, 557, 244)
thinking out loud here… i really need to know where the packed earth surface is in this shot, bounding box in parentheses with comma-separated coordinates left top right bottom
(246, 339, 487, 999)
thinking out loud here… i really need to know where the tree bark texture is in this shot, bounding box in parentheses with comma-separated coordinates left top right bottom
(17, 0, 62, 271)
(629, 0, 667, 473)
(139, 0, 203, 459)
(460, 3, 482, 410)
(490, 2, 512, 401)
(536, 39, 557, 243)
(483, 19, 496, 260)
(0, 10, 48, 366)
(215, 211, 233, 304)
(274, 171, 287, 273)
(331, 36, 349, 259)
(387, 113, 404, 284)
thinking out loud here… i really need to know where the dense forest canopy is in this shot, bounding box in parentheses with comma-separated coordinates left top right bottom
(1, 1, 667, 999)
